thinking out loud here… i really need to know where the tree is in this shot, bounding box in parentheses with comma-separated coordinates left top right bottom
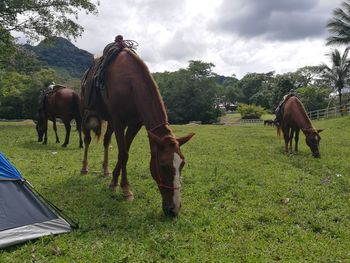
(297, 86, 331, 111)
(154, 61, 219, 124)
(0, 0, 98, 59)
(326, 1, 350, 46)
(319, 48, 350, 106)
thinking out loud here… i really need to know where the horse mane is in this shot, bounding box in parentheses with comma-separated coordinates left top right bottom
(291, 97, 314, 128)
(124, 49, 168, 122)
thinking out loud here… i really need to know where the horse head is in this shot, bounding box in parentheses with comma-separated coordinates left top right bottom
(148, 131, 194, 217)
(303, 128, 323, 158)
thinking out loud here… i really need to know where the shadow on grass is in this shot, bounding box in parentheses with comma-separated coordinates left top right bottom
(19, 141, 83, 152)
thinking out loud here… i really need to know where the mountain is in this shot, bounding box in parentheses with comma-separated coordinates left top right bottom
(24, 37, 94, 78)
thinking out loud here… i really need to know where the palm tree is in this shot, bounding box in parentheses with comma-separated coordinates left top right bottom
(319, 47, 350, 106)
(327, 1, 350, 46)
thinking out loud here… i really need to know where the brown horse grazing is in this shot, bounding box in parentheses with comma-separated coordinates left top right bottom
(81, 48, 194, 217)
(36, 86, 83, 148)
(277, 96, 323, 158)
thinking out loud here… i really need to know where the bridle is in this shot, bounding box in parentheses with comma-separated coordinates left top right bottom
(148, 121, 169, 133)
(148, 122, 180, 190)
(153, 151, 181, 190)
(302, 127, 320, 147)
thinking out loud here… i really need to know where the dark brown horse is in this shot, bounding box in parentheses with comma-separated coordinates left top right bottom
(81, 48, 194, 217)
(277, 96, 323, 158)
(36, 86, 83, 148)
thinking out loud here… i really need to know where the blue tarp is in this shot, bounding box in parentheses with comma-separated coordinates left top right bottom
(0, 152, 23, 181)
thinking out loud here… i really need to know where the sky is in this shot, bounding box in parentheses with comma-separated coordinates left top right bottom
(72, 0, 344, 78)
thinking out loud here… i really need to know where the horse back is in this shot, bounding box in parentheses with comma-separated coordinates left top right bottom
(46, 89, 80, 121)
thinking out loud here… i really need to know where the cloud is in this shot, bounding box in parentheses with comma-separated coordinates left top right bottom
(211, 0, 338, 41)
(70, 0, 344, 78)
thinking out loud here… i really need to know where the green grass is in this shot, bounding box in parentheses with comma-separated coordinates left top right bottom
(1, 117, 350, 262)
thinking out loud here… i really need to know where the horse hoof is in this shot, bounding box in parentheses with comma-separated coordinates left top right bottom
(122, 190, 134, 202)
(61, 144, 67, 148)
(109, 184, 118, 192)
(123, 193, 134, 202)
(81, 169, 88, 175)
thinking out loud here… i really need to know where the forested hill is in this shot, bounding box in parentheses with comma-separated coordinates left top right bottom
(24, 37, 94, 78)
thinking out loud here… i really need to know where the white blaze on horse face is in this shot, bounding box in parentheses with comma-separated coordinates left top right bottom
(172, 152, 182, 213)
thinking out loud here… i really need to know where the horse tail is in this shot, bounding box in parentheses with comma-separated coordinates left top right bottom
(82, 110, 102, 140)
(72, 92, 82, 131)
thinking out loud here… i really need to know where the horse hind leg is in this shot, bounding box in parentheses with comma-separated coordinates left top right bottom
(53, 118, 60, 143)
(62, 121, 71, 147)
(102, 121, 113, 176)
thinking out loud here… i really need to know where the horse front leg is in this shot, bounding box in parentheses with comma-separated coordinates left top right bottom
(109, 124, 126, 193)
(119, 124, 142, 200)
(283, 126, 290, 153)
(294, 128, 300, 152)
(76, 117, 83, 148)
(53, 118, 60, 143)
(43, 118, 48, 144)
(81, 130, 91, 175)
(102, 121, 114, 176)
(62, 121, 71, 147)
(289, 128, 294, 152)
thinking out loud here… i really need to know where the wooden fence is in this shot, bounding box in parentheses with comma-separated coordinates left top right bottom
(307, 103, 350, 120)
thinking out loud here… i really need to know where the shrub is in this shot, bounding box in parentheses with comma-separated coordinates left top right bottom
(237, 103, 266, 119)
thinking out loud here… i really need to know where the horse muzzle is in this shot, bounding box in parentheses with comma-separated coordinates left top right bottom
(162, 202, 181, 218)
(312, 152, 320, 158)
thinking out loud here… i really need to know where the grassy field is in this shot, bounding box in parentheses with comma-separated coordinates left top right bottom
(0, 117, 350, 262)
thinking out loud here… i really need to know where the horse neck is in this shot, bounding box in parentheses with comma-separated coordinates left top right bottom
(290, 99, 313, 132)
(129, 55, 172, 137)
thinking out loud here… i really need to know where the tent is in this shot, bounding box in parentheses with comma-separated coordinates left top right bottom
(0, 152, 74, 248)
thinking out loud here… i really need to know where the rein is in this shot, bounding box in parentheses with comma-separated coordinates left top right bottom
(148, 122, 179, 190)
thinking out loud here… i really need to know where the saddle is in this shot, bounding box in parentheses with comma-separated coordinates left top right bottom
(81, 36, 138, 120)
(38, 85, 66, 110)
(275, 93, 296, 125)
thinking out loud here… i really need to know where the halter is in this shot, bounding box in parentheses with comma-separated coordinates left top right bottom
(148, 122, 179, 190)
(154, 150, 180, 190)
(148, 122, 169, 133)
(302, 127, 320, 147)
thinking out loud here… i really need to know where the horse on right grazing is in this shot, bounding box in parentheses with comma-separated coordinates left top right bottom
(277, 95, 323, 158)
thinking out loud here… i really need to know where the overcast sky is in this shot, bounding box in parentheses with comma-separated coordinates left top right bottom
(73, 0, 344, 78)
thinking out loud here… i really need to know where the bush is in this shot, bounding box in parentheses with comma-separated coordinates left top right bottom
(237, 103, 266, 119)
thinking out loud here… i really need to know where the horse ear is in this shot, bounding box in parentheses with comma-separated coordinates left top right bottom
(177, 133, 195, 146)
(148, 131, 163, 145)
(317, 129, 324, 133)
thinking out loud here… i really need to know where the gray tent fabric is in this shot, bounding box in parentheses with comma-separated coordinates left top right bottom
(0, 181, 58, 231)
(0, 153, 73, 249)
(0, 218, 71, 249)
